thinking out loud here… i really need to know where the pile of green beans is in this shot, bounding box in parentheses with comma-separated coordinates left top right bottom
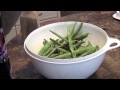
(38, 22, 99, 59)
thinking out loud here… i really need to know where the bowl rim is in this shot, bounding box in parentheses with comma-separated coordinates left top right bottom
(24, 21, 109, 64)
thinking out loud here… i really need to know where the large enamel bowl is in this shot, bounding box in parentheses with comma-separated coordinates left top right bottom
(24, 21, 120, 79)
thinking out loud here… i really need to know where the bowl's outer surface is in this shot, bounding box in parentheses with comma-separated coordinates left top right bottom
(31, 53, 106, 79)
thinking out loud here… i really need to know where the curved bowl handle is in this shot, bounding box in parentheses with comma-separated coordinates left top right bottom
(106, 37, 120, 51)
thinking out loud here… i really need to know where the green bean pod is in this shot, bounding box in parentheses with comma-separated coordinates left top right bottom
(74, 41, 85, 49)
(54, 46, 93, 59)
(50, 30, 68, 43)
(78, 46, 85, 50)
(71, 22, 77, 36)
(72, 22, 83, 38)
(95, 45, 99, 51)
(57, 47, 69, 53)
(54, 52, 72, 59)
(67, 24, 76, 58)
(42, 46, 53, 56)
(49, 54, 59, 58)
(80, 47, 96, 57)
(58, 35, 68, 43)
(72, 40, 79, 44)
(38, 41, 53, 56)
(86, 41, 92, 47)
(43, 39, 48, 45)
(58, 22, 77, 43)
(50, 38, 61, 46)
(75, 46, 93, 55)
(58, 41, 67, 48)
(46, 48, 57, 57)
(74, 33, 89, 40)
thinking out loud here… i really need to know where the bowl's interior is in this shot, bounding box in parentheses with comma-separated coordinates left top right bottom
(25, 21, 107, 56)
(24, 21, 108, 62)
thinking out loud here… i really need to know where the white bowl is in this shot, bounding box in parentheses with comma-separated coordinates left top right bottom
(113, 11, 120, 20)
(24, 21, 120, 79)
